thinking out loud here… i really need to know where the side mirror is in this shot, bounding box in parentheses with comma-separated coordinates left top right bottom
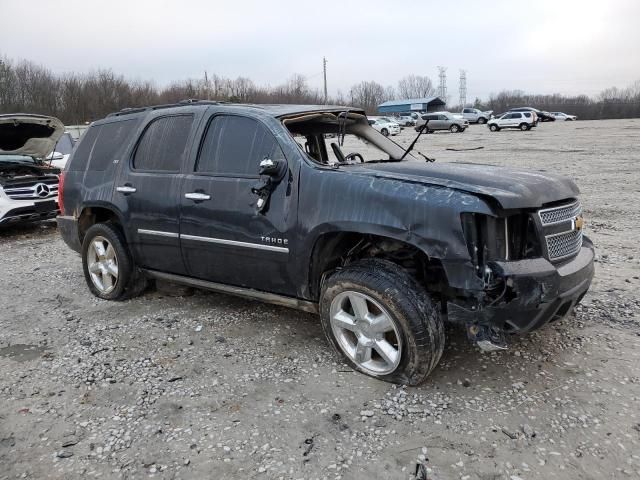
(259, 157, 286, 177)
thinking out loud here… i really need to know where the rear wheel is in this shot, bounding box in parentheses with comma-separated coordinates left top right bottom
(449, 124, 460, 133)
(489, 124, 499, 132)
(381, 128, 389, 137)
(320, 259, 445, 385)
(82, 223, 147, 300)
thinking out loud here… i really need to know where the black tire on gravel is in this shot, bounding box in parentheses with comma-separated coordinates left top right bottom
(381, 128, 389, 137)
(478, 117, 487, 124)
(81, 223, 147, 301)
(519, 123, 529, 131)
(319, 259, 445, 385)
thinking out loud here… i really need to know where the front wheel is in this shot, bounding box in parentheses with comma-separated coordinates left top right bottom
(519, 123, 529, 131)
(320, 259, 445, 385)
(82, 223, 147, 300)
(381, 128, 389, 137)
(489, 124, 499, 132)
(477, 117, 487, 124)
(449, 124, 460, 133)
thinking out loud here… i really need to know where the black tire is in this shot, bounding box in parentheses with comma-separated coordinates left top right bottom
(449, 124, 460, 133)
(477, 117, 487, 124)
(489, 124, 499, 132)
(519, 123, 529, 131)
(381, 128, 389, 137)
(320, 259, 445, 385)
(81, 223, 147, 300)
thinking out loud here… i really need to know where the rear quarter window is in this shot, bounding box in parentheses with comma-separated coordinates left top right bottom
(66, 125, 99, 171)
(89, 119, 138, 171)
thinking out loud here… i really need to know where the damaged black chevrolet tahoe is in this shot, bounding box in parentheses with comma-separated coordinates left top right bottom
(57, 101, 594, 385)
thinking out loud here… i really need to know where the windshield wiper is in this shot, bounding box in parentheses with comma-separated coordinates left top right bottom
(399, 120, 435, 162)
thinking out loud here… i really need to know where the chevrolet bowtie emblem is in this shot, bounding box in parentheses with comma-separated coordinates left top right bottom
(573, 215, 584, 231)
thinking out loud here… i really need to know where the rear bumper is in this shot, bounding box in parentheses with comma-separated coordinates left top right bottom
(57, 215, 82, 253)
(448, 236, 595, 333)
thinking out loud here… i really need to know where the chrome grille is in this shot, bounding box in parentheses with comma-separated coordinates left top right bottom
(537, 200, 584, 261)
(538, 200, 581, 225)
(546, 229, 583, 261)
(3, 179, 59, 200)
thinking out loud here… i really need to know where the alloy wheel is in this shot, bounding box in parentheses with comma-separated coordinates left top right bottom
(329, 291, 402, 375)
(87, 236, 119, 294)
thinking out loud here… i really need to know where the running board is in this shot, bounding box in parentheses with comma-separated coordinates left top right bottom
(142, 269, 319, 314)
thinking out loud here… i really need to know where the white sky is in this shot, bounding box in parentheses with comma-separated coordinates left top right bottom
(1, 0, 639, 100)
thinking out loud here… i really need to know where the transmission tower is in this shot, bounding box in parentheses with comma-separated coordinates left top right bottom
(437, 66, 447, 101)
(459, 70, 467, 108)
(323, 57, 328, 104)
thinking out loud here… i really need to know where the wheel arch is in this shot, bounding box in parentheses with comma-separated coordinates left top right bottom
(305, 227, 450, 302)
(77, 203, 127, 246)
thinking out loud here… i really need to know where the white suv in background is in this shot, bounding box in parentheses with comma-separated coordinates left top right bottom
(487, 112, 536, 131)
(368, 117, 401, 136)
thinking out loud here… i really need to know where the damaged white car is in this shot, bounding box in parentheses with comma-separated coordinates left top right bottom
(0, 114, 64, 227)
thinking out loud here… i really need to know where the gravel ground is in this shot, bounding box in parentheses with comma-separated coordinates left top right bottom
(1, 119, 639, 480)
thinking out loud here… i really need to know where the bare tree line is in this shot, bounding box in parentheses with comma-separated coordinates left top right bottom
(1, 55, 639, 123)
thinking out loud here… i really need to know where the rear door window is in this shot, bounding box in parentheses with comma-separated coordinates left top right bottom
(133, 115, 193, 172)
(196, 115, 284, 177)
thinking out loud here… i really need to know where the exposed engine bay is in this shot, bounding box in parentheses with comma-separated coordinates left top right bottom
(0, 160, 60, 187)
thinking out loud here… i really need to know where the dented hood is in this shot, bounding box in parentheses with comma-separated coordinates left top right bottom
(0, 114, 65, 159)
(353, 161, 580, 209)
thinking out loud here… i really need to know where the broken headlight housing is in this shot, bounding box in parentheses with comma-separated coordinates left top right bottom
(461, 212, 541, 269)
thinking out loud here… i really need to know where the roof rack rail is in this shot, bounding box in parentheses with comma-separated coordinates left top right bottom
(107, 99, 223, 118)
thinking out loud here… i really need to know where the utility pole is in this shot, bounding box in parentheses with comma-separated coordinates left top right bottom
(437, 66, 447, 103)
(323, 57, 328, 104)
(459, 70, 467, 108)
(204, 71, 209, 100)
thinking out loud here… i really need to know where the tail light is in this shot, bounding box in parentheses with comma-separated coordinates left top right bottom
(57, 171, 65, 215)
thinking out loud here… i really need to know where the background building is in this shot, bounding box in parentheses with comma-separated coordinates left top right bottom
(377, 96, 446, 114)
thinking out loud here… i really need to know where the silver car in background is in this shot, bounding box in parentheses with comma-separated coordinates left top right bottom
(414, 111, 469, 133)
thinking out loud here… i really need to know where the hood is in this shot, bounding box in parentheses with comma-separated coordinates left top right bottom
(351, 161, 579, 210)
(0, 114, 65, 159)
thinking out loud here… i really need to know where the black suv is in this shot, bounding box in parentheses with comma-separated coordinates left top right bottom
(58, 101, 594, 385)
(509, 107, 556, 122)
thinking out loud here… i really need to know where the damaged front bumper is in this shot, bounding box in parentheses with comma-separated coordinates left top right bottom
(448, 236, 595, 334)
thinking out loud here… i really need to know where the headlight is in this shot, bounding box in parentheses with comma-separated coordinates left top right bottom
(461, 213, 541, 268)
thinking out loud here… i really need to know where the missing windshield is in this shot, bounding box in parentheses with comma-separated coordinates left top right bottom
(282, 111, 415, 166)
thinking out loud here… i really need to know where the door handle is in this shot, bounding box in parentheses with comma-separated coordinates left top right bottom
(116, 185, 137, 194)
(185, 192, 211, 201)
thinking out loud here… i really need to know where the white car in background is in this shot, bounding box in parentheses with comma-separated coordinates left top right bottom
(551, 112, 577, 121)
(368, 117, 401, 136)
(487, 111, 536, 131)
(45, 131, 75, 168)
(393, 114, 416, 127)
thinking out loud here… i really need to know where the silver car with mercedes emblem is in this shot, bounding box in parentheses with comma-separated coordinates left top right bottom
(0, 114, 64, 227)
